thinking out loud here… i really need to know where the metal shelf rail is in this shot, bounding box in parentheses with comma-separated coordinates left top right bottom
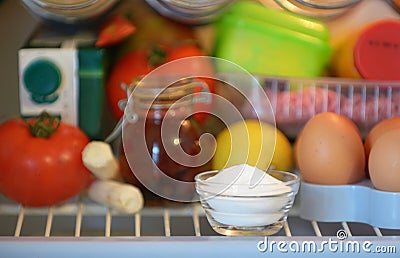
(0, 195, 399, 258)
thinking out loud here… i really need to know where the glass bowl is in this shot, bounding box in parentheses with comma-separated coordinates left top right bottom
(195, 170, 300, 236)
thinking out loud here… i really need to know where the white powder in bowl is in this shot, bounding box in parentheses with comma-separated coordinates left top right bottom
(204, 164, 292, 196)
(199, 164, 295, 227)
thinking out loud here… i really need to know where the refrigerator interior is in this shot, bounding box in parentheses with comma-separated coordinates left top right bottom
(0, 0, 400, 257)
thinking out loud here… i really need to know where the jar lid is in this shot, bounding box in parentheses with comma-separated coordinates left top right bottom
(145, 0, 234, 24)
(22, 0, 119, 23)
(33, 0, 96, 8)
(354, 20, 400, 80)
(265, 0, 362, 20)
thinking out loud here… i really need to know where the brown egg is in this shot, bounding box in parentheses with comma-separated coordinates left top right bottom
(296, 112, 365, 185)
(369, 129, 400, 192)
(365, 117, 400, 159)
(364, 117, 400, 178)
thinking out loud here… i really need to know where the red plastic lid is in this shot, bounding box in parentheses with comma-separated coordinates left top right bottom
(354, 20, 400, 80)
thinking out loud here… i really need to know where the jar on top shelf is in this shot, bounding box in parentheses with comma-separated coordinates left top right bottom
(20, 0, 120, 24)
(145, 0, 236, 24)
(258, 0, 362, 20)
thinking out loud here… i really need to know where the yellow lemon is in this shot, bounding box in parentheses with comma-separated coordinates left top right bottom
(272, 129, 295, 171)
(212, 119, 293, 171)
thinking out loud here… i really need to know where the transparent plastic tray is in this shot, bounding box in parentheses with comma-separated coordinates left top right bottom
(252, 76, 400, 139)
(299, 179, 400, 229)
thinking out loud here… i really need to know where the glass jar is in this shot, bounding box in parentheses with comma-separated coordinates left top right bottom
(259, 0, 363, 19)
(120, 77, 214, 204)
(145, 0, 236, 24)
(21, 0, 119, 24)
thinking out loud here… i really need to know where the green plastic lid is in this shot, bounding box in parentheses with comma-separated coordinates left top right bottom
(222, 1, 330, 41)
(214, 1, 332, 77)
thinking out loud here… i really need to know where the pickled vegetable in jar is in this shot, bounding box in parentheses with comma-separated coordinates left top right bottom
(120, 77, 213, 204)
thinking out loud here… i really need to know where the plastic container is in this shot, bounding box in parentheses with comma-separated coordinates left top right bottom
(300, 179, 400, 229)
(217, 73, 400, 140)
(77, 47, 106, 140)
(213, 1, 332, 77)
(331, 19, 400, 80)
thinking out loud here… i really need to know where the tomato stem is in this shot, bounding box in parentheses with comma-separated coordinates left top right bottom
(23, 112, 61, 138)
(147, 44, 167, 67)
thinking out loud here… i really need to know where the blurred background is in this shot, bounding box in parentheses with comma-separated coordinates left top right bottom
(1, 0, 400, 126)
(0, 0, 38, 123)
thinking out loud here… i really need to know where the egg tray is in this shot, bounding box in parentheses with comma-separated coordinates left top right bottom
(299, 179, 400, 229)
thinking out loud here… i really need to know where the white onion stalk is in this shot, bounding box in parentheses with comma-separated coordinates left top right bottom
(88, 180, 144, 214)
(82, 141, 119, 180)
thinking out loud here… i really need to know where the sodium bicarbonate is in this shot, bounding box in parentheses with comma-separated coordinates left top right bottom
(204, 164, 291, 196)
(200, 164, 294, 227)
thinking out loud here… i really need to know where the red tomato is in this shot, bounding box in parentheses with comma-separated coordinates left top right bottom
(106, 43, 215, 120)
(0, 114, 94, 207)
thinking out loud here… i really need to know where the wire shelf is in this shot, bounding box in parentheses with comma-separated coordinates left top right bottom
(0, 194, 399, 258)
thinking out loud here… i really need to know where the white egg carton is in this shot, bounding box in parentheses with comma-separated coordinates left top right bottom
(299, 179, 400, 229)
